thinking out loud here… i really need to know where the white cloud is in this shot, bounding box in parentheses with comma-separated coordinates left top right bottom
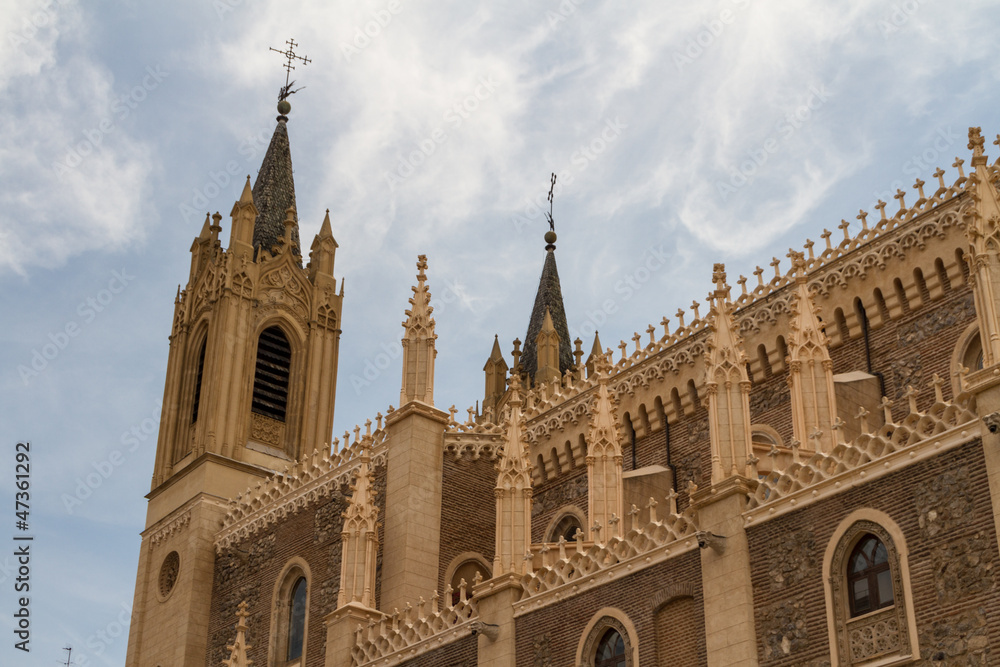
(0, 1, 157, 276)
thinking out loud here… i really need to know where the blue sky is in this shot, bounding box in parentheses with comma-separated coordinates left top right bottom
(2, 1, 1000, 665)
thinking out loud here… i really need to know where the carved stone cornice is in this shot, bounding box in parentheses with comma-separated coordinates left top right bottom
(147, 508, 192, 549)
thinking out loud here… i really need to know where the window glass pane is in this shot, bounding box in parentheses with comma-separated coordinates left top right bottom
(876, 569, 894, 607)
(873, 541, 888, 565)
(595, 629, 625, 667)
(850, 552, 867, 573)
(852, 579, 870, 614)
(287, 577, 307, 660)
(862, 537, 876, 561)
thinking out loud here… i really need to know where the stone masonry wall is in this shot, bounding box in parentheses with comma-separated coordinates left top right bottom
(206, 464, 387, 667)
(514, 549, 703, 666)
(438, 452, 498, 592)
(746, 441, 999, 666)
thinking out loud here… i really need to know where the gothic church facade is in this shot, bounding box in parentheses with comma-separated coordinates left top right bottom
(125, 102, 1000, 666)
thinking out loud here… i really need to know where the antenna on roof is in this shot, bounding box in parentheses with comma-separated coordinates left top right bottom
(61, 646, 76, 667)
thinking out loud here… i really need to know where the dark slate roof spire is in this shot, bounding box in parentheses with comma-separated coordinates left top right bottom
(520, 229, 574, 382)
(251, 100, 301, 261)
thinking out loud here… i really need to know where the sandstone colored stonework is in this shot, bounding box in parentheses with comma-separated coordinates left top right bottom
(127, 117, 1000, 667)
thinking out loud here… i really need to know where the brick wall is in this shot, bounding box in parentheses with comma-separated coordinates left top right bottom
(746, 440, 999, 665)
(205, 464, 387, 667)
(396, 632, 477, 666)
(514, 550, 704, 666)
(438, 453, 498, 592)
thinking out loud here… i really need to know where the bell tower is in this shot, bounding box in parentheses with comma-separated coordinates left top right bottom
(126, 92, 344, 666)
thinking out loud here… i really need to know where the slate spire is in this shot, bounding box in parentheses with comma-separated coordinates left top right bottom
(251, 102, 301, 261)
(520, 231, 573, 383)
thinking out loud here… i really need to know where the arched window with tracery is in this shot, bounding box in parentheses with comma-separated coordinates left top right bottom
(847, 535, 893, 617)
(548, 512, 584, 543)
(577, 611, 636, 667)
(286, 577, 307, 662)
(595, 629, 626, 667)
(825, 516, 918, 665)
(270, 560, 310, 667)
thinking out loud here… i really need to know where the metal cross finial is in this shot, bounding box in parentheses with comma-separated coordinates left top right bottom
(545, 173, 557, 232)
(270, 38, 311, 101)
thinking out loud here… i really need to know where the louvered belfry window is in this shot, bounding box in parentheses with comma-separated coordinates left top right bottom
(252, 326, 291, 422)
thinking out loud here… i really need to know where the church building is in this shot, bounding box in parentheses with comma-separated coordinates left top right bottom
(125, 94, 1000, 666)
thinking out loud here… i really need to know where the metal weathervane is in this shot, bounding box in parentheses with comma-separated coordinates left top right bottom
(545, 172, 557, 232)
(269, 38, 311, 101)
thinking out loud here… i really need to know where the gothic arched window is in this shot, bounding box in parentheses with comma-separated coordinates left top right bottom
(191, 338, 207, 424)
(252, 325, 291, 422)
(287, 577, 307, 661)
(595, 629, 626, 667)
(847, 534, 894, 616)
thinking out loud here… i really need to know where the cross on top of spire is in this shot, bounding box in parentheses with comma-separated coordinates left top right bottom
(712, 263, 728, 293)
(269, 38, 311, 102)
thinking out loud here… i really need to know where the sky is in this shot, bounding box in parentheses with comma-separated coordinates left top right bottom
(1, 1, 999, 665)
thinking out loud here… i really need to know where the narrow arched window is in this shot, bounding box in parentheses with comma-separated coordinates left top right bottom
(287, 577, 307, 661)
(252, 326, 291, 422)
(595, 629, 626, 667)
(847, 535, 894, 616)
(191, 338, 207, 424)
(549, 513, 584, 543)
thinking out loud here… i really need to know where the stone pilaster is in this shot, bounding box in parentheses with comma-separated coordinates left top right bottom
(692, 477, 759, 667)
(380, 401, 449, 612)
(323, 603, 384, 667)
(474, 575, 522, 667)
(338, 442, 380, 608)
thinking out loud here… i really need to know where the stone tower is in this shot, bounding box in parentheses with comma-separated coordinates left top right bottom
(125, 99, 344, 667)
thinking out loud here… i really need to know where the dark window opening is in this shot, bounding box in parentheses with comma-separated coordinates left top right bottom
(252, 326, 291, 421)
(847, 535, 894, 617)
(191, 339, 207, 424)
(595, 628, 627, 667)
(287, 577, 307, 661)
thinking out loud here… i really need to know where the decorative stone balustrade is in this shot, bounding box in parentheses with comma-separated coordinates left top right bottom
(351, 582, 478, 667)
(748, 380, 978, 511)
(215, 414, 390, 551)
(519, 502, 698, 606)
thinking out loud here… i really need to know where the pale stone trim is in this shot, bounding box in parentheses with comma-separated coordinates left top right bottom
(575, 607, 639, 667)
(443, 552, 492, 592)
(147, 507, 191, 549)
(744, 421, 980, 527)
(269, 557, 312, 667)
(543, 505, 587, 543)
(950, 321, 982, 397)
(215, 439, 387, 551)
(821, 509, 919, 666)
(515, 537, 699, 617)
